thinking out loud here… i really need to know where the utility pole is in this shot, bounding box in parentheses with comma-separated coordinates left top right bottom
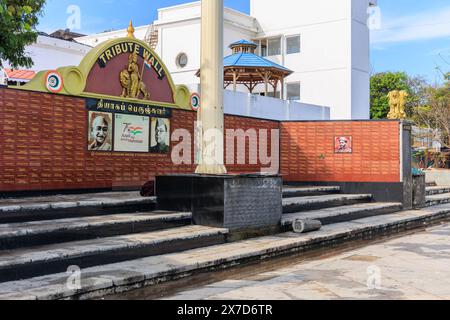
(195, 0, 227, 175)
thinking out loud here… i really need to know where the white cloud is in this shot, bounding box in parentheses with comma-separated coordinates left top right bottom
(371, 6, 450, 44)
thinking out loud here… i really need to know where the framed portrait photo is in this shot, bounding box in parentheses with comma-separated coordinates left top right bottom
(150, 118, 170, 153)
(88, 111, 113, 152)
(334, 136, 353, 154)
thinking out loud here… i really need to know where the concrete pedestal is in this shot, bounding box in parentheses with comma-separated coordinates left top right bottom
(413, 175, 426, 208)
(156, 174, 283, 231)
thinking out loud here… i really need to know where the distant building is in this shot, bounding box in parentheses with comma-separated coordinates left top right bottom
(1, 68, 36, 86)
(77, 0, 376, 120)
(1, 33, 92, 74)
(49, 29, 86, 41)
(412, 126, 442, 151)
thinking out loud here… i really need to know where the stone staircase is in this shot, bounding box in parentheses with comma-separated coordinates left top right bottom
(0, 192, 227, 282)
(0, 187, 404, 285)
(426, 185, 450, 207)
(280, 186, 402, 231)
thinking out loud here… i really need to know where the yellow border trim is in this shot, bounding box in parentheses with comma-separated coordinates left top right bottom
(19, 37, 191, 110)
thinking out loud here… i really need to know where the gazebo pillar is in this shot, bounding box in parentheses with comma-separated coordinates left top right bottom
(273, 79, 279, 98)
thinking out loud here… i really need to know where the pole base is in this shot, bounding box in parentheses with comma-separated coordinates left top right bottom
(156, 174, 282, 231)
(195, 164, 228, 175)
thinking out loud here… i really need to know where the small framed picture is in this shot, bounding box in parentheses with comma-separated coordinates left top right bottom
(150, 118, 170, 153)
(335, 136, 353, 153)
(88, 111, 113, 152)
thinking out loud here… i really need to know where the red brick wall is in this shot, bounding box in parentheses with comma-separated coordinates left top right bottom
(0, 87, 402, 192)
(0, 88, 279, 192)
(280, 121, 401, 183)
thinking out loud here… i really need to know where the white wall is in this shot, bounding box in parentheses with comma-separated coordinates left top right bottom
(155, 2, 257, 87)
(75, 0, 372, 120)
(350, 0, 371, 119)
(0, 69, 6, 85)
(250, 0, 371, 120)
(251, 0, 349, 32)
(225, 90, 330, 121)
(3, 35, 92, 72)
(76, 25, 150, 47)
(189, 85, 330, 121)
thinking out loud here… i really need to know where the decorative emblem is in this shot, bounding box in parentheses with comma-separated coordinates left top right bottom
(120, 53, 150, 100)
(190, 92, 201, 111)
(45, 71, 63, 93)
(387, 90, 408, 120)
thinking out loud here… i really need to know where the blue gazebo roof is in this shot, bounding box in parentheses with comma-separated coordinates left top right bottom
(197, 39, 293, 94)
(224, 52, 292, 73)
(229, 39, 258, 48)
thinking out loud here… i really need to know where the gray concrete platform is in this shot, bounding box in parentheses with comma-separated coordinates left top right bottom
(164, 223, 450, 300)
(0, 191, 155, 213)
(283, 194, 372, 213)
(426, 186, 450, 196)
(0, 225, 228, 282)
(0, 191, 157, 224)
(0, 203, 449, 300)
(282, 202, 403, 227)
(282, 186, 341, 198)
(0, 211, 192, 249)
(426, 192, 450, 207)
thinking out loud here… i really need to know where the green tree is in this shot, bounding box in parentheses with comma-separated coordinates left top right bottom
(0, 0, 46, 69)
(370, 72, 410, 119)
(414, 78, 450, 148)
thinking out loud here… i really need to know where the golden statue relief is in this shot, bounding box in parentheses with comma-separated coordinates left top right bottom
(120, 53, 150, 100)
(387, 90, 408, 120)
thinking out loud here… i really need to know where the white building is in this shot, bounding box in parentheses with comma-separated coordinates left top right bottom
(77, 0, 375, 120)
(3, 33, 91, 74)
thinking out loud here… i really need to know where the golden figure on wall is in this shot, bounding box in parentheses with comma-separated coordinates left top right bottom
(387, 90, 408, 120)
(120, 53, 150, 100)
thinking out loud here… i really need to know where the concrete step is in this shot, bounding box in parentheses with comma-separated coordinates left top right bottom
(282, 186, 340, 198)
(0, 192, 156, 224)
(426, 186, 450, 196)
(426, 181, 437, 187)
(282, 194, 372, 214)
(1, 203, 449, 300)
(0, 225, 228, 283)
(281, 202, 403, 230)
(426, 192, 450, 207)
(0, 211, 192, 250)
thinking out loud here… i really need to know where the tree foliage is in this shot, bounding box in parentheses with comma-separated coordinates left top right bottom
(370, 72, 430, 119)
(0, 0, 46, 69)
(414, 79, 450, 148)
(370, 72, 409, 119)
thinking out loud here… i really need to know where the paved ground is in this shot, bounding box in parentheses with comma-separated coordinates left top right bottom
(163, 222, 450, 300)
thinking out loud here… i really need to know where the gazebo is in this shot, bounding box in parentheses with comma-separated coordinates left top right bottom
(223, 40, 293, 98)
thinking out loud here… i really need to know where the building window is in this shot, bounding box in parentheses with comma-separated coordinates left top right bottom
(258, 91, 280, 98)
(267, 37, 281, 56)
(176, 53, 188, 68)
(287, 83, 301, 101)
(286, 35, 301, 54)
(257, 37, 281, 57)
(260, 41, 268, 57)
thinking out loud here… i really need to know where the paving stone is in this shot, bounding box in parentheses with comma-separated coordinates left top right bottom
(1, 204, 449, 300)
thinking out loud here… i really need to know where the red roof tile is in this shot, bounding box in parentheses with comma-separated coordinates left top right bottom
(4, 68, 36, 81)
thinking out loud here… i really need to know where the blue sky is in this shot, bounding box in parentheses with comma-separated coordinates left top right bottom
(37, 0, 450, 83)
